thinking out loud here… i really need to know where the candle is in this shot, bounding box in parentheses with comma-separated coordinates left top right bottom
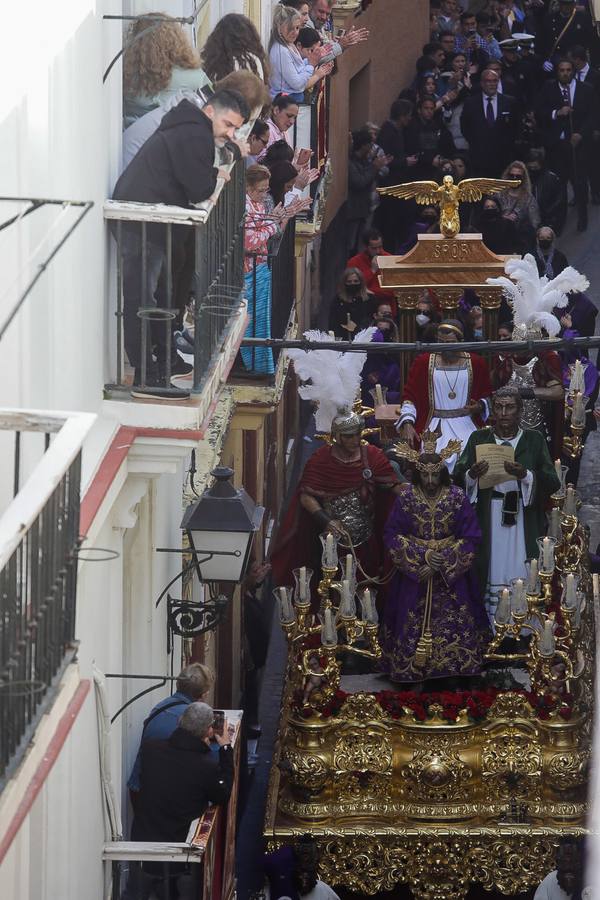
(564, 573, 577, 609)
(539, 620, 555, 657)
(360, 587, 372, 622)
(340, 579, 356, 618)
(572, 392, 586, 427)
(527, 558, 538, 593)
(511, 578, 528, 616)
(278, 587, 295, 624)
(299, 566, 307, 602)
(542, 537, 553, 572)
(593, 574, 600, 605)
(554, 459, 562, 481)
(326, 533, 334, 566)
(345, 554, 353, 584)
(375, 383, 384, 406)
(564, 486, 577, 517)
(496, 588, 511, 625)
(321, 607, 337, 646)
(548, 508, 560, 540)
(571, 359, 584, 394)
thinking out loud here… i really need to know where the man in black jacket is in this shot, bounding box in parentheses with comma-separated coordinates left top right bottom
(112, 89, 249, 389)
(569, 45, 600, 203)
(374, 99, 418, 251)
(526, 149, 567, 235)
(132, 701, 234, 843)
(460, 68, 517, 177)
(535, 58, 597, 231)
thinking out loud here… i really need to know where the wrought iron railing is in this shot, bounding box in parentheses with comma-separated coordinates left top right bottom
(243, 217, 296, 376)
(0, 410, 95, 786)
(103, 162, 246, 399)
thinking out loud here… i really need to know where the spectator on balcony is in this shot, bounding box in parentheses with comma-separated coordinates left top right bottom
(247, 120, 270, 166)
(347, 227, 397, 313)
(259, 93, 300, 159)
(347, 129, 392, 255)
(268, 7, 333, 102)
(308, 0, 369, 63)
(128, 663, 214, 795)
(132, 702, 234, 843)
(200, 13, 270, 85)
(123, 13, 211, 125)
(112, 89, 249, 388)
(328, 268, 372, 339)
(284, 0, 311, 27)
(242, 165, 296, 375)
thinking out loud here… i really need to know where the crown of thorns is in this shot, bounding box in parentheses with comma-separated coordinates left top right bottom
(393, 429, 462, 473)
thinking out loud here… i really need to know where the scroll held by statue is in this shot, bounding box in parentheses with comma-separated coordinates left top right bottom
(475, 443, 515, 489)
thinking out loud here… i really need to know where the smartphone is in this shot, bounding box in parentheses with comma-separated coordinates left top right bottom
(212, 709, 225, 737)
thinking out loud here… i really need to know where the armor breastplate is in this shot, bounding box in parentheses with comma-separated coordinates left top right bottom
(510, 359, 544, 429)
(323, 490, 373, 548)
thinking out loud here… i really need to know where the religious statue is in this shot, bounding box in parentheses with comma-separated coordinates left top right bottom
(378, 174, 520, 238)
(380, 430, 491, 684)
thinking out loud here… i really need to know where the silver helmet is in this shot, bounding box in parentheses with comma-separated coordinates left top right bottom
(331, 407, 364, 441)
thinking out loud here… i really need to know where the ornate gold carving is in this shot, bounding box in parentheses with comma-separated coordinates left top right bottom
(282, 747, 329, 794)
(401, 748, 472, 802)
(333, 730, 392, 774)
(338, 692, 385, 722)
(482, 730, 542, 799)
(488, 691, 533, 720)
(547, 751, 589, 790)
(467, 839, 556, 895)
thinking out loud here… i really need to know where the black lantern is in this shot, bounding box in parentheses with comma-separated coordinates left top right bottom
(180, 466, 264, 583)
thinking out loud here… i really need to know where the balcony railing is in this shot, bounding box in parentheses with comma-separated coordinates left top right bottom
(241, 218, 296, 377)
(0, 410, 95, 786)
(103, 162, 246, 400)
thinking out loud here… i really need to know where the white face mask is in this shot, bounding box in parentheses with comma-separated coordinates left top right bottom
(416, 313, 430, 326)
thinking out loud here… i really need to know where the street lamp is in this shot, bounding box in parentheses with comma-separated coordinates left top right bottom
(156, 465, 264, 640)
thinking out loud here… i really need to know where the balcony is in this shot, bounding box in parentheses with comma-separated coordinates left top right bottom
(103, 163, 248, 428)
(0, 409, 95, 787)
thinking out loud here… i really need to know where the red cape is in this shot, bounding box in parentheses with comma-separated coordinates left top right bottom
(270, 443, 399, 593)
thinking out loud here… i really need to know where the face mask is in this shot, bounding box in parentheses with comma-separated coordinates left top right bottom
(482, 208, 499, 220)
(345, 284, 361, 295)
(538, 240, 553, 251)
(473, 328, 483, 337)
(416, 313, 430, 326)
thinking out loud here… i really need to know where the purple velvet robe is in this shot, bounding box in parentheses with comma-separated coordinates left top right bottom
(381, 484, 491, 683)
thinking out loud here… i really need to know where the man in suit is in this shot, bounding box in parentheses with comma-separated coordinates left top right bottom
(535, 58, 597, 231)
(460, 68, 517, 177)
(569, 44, 600, 203)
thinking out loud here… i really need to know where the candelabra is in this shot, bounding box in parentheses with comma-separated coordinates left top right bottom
(275, 531, 381, 714)
(563, 360, 589, 460)
(485, 483, 588, 696)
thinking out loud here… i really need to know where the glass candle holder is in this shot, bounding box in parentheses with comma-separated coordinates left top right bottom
(339, 578, 356, 619)
(563, 485, 578, 517)
(495, 587, 512, 625)
(319, 531, 339, 569)
(561, 572, 580, 611)
(359, 587, 378, 625)
(321, 607, 338, 647)
(275, 586, 296, 625)
(546, 508, 562, 543)
(292, 566, 313, 606)
(369, 384, 388, 408)
(553, 460, 568, 497)
(537, 536, 557, 575)
(525, 558, 540, 595)
(538, 619, 556, 657)
(510, 578, 528, 617)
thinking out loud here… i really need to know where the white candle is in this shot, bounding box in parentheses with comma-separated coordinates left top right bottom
(299, 566, 307, 601)
(593, 574, 599, 605)
(572, 392, 586, 427)
(345, 554, 353, 584)
(565, 573, 577, 609)
(539, 620, 555, 657)
(554, 459, 563, 481)
(564, 486, 577, 517)
(361, 587, 372, 622)
(511, 579, 528, 616)
(548, 508, 560, 540)
(326, 533, 334, 566)
(542, 537, 553, 572)
(321, 607, 337, 645)
(496, 588, 511, 625)
(528, 558, 538, 593)
(375, 383, 384, 406)
(278, 587, 295, 624)
(571, 359, 584, 394)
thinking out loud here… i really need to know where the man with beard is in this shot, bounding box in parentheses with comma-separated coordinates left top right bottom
(454, 386, 560, 622)
(347, 228, 397, 312)
(534, 836, 586, 900)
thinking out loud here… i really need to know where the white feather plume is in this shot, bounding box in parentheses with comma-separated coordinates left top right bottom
(286, 328, 376, 432)
(487, 254, 590, 337)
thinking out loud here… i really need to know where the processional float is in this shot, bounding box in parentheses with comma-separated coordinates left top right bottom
(264, 177, 594, 900)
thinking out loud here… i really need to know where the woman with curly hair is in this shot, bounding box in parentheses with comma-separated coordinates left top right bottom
(498, 159, 541, 252)
(123, 13, 211, 123)
(268, 7, 332, 101)
(200, 13, 270, 85)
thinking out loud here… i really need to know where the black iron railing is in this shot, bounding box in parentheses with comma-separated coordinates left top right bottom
(243, 217, 296, 375)
(104, 162, 246, 398)
(0, 452, 82, 786)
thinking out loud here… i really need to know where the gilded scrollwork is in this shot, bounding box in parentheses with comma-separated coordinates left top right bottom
(467, 839, 556, 894)
(333, 730, 392, 775)
(282, 747, 329, 793)
(482, 730, 542, 799)
(401, 748, 472, 802)
(547, 750, 590, 790)
(338, 692, 386, 722)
